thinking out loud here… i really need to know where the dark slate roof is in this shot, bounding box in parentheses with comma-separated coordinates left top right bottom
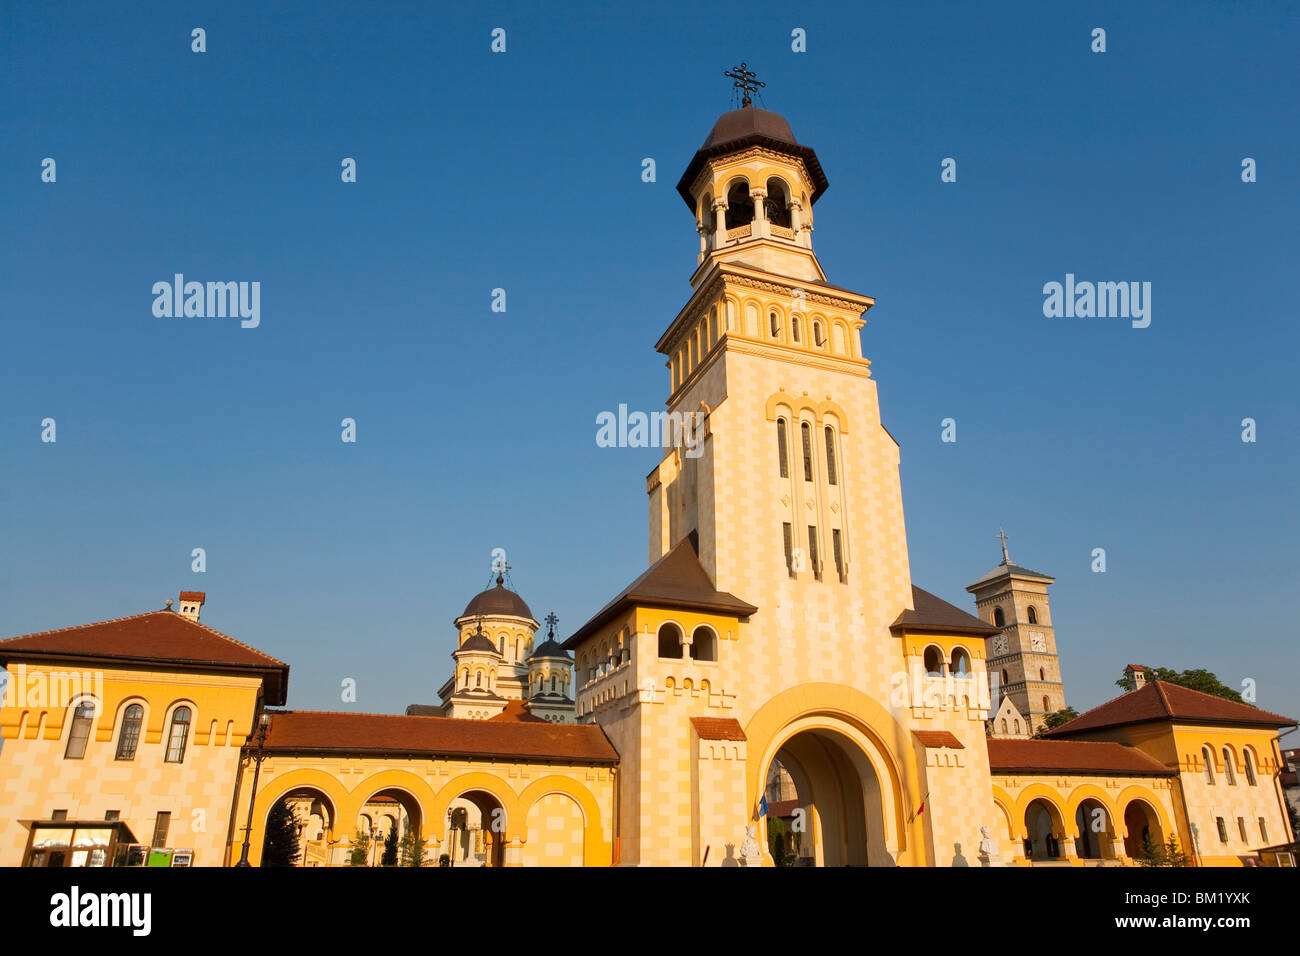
(890, 586, 999, 637)
(457, 628, 499, 655)
(404, 704, 443, 717)
(1045, 680, 1297, 737)
(563, 535, 757, 649)
(675, 105, 829, 210)
(0, 609, 288, 705)
(966, 561, 1055, 591)
(461, 576, 535, 622)
(532, 636, 571, 661)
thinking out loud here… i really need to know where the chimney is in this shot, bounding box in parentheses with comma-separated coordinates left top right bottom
(1124, 664, 1146, 692)
(178, 591, 206, 622)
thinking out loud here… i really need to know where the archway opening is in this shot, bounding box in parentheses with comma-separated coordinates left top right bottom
(763, 727, 892, 867)
(266, 787, 337, 867)
(445, 789, 507, 868)
(1122, 799, 1164, 859)
(1074, 798, 1115, 860)
(356, 788, 422, 867)
(1023, 798, 1063, 861)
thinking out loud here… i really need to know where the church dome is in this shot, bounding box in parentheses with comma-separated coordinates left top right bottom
(699, 105, 799, 151)
(676, 103, 829, 210)
(532, 635, 571, 661)
(461, 575, 534, 621)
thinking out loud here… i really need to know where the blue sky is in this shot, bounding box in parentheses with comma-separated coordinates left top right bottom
(2, 2, 1296, 720)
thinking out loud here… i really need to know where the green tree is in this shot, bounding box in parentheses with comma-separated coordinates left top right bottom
(348, 829, 371, 867)
(1135, 831, 1189, 867)
(261, 801, 301, 867)
(766, 816, 789, 867)
(399, 823, 427, 867)
(1033, 707, 1079, 737)
(1117, 667, 1244, 703)
(381, 824, 399, 866)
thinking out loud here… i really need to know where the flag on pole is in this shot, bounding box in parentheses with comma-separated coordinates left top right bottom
(759, 795, 769, 816)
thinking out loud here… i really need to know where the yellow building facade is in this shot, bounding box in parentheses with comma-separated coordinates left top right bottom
(1, 97, 1295, 869)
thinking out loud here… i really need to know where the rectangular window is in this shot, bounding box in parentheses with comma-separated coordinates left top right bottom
(105, 811, 120, 822)
(832, 529, 844, 580)
(783, 523, 794, 577)
(64, 702, 95, 760)
(777, 421, 789, 478)
(824, 427, 837, 485)
(807, 526, 821, 581)
(1216, 817, 1228, 843)
(152, 812, 171, 849)
(1259, 817, 1268, 842)
(1238, 817, 1248, 842)
(52, 810, 68, 822)
(801, 424, 813, 481)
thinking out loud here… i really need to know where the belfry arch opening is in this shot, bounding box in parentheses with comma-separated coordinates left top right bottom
(761, 727, 894, 867)
(725, 180, 754, 229)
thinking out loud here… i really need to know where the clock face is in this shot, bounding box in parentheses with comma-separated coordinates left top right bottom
(992, 634, 1008, 656)
(1030, 631, 1046, 652)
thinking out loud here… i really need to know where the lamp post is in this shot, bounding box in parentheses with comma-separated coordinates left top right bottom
(235, 712, 272, 867)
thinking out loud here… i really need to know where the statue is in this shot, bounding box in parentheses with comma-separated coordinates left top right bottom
(978, 825, 1002, 867)
(739, 824, 763, 867)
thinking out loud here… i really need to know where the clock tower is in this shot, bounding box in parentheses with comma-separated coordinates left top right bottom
(966, 532, 1066, 732)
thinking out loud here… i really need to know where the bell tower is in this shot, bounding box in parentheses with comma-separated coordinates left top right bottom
(966, 532, 1066, 732)
(649, 66, 913, 641)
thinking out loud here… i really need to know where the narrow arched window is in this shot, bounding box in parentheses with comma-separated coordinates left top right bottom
(1245, 750, 1258, 786)
(1027, 605, 1038, 624)
(515, 639, 520, 661)
(1042, 695, 1050, 713)
(1013, 719, 1021, 734)
(551, 676, 556, 692)
(1202, 746, 1216, 785)
(923, 646, 944, 677)
(800, 423, 813, 481)
(814, 323, 824, 348)
(116, 704, 143, 760)
(165, 706, 191, 763)
(776, 419, 789, 478)
(824, 427, 838, 485)
(994, 607, 1005, 627)
(1002, 669, 1008, 684)
(951, 648, 971, 678)
(792, 317, 801, 342)
(1001, 719, 1008, 733)
(64, 700, 96, 759)
(1223, 747, 1236, 785)
(1039, 667, 1045, 681)
(770, 311, 780, 338)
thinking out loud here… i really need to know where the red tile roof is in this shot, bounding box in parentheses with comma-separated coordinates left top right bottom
(891, 586, 999, 637)
(986, 738, 1175, 776)
(488, 699, 546, 723)
(0, 609, 288, 703)
(767, 798, 800, 817)
(260, 710, 619, 763)
(178, 591, 206, 603)
(1045, 680, 1297, 738)
(691, 717, 747, 741)
(914, 730, 964, 749)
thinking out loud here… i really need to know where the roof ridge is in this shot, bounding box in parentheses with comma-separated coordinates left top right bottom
(183, 614, 288, 667)
(1, 609, 160, 643)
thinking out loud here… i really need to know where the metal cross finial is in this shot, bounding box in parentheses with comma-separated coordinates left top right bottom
(997, 529, 1011, 565)
(725, 62, 764, 107)
(544, 612, 558, 638)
